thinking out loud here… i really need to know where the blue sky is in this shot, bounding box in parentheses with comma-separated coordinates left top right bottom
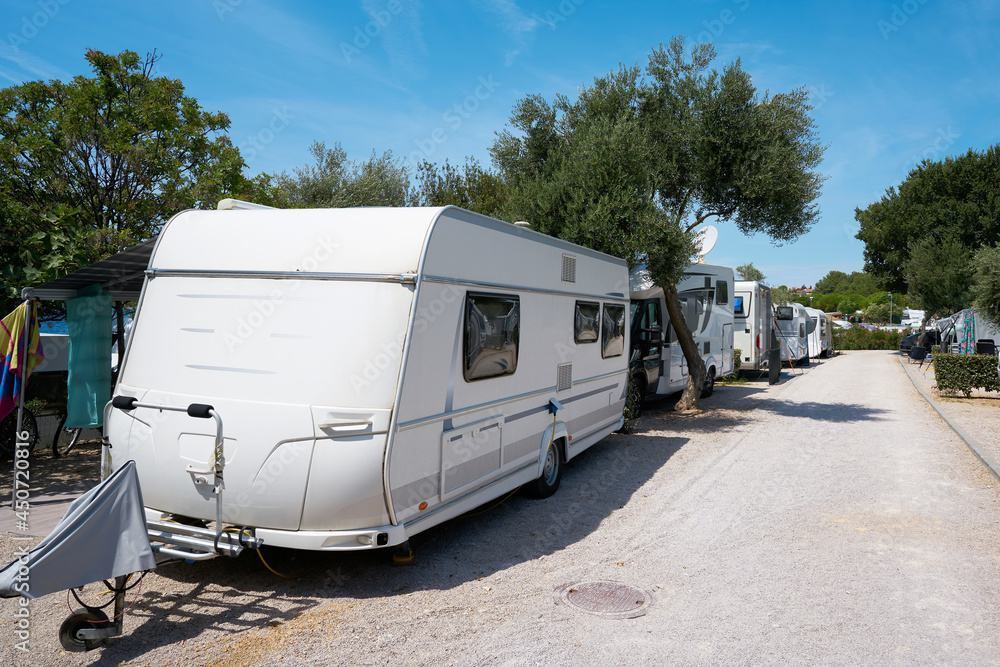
(2, 0, 998, 288)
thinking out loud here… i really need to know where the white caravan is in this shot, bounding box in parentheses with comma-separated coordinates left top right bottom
(629, 263, 735, 400)
(105, 206, 630, 551)
(774, 302, 811, 365)
(734, 281, 773, 371)
(803, 307, 832, 358)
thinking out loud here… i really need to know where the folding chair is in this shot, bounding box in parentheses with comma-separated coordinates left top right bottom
(908, 345, 928, 368)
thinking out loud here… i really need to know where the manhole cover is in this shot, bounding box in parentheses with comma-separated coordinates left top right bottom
(554, 580, 650, 619)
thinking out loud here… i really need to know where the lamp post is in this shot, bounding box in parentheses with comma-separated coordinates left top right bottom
(889, 292, 893, 327)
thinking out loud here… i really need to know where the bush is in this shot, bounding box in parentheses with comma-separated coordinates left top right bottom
(720, 348, 742, 383)
(933, 352, 1000, 396)
(832, 325, 910, 350)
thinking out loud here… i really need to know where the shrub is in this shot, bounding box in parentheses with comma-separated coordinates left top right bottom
(720, 349, 742, 383)
(933, 352, 1000, 396)
(832, 325, 910, 350)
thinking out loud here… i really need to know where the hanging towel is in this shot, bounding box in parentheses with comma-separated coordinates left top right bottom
(0, 302, 44, 423)
(65, 287, 113, 428)
(959, 309, 976, 355)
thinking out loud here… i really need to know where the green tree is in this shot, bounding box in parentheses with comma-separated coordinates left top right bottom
(493, 38, 826, 410)
(736, 263, 766, 282)
(903, 235, 974, 326)
(277, 141, 412, 208)
(0, 49, 274, 313)
(855, 145, 1000, 293)
(415, 158, 508, 217)
(972, 243, 1000, 326)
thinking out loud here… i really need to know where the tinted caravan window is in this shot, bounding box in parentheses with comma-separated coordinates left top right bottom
(464, 293, 520, 381)
(574, 301, 600, 344)
(716, 280, 729, 305)
(602, 304, 626, 358)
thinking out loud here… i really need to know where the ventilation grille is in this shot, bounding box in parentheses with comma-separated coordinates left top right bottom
(556, 363, 573, 392)
(561, 255, 576, 283)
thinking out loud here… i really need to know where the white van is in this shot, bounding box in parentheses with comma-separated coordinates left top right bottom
(774, 302, 811, 365)
(803, 307, 832, 358)
(629, 263, 735, 401)
(105, 206, 630, 551)
(734, 281, 773, 371)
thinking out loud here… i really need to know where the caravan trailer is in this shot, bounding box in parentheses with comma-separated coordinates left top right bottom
(803, 307, 832, 358)
(734, 280, 773, 371)
(774, 302, 811, 365)
(105, 206, 631, 551)
(629, 263, 735, 401)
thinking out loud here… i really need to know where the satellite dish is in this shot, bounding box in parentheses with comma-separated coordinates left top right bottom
(693, 225, 719, 262)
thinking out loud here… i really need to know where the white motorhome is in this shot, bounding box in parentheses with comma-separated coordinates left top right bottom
(105, 206, 631, 552)
(734, 280, 773, 371)
(774, 302, 811, 365)
(629, 263, 735, 401)
(803, 306, 832, 358)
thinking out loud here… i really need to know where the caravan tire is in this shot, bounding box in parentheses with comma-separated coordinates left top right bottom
(700, 368, 716, 399)
(526, 440, 562, 499)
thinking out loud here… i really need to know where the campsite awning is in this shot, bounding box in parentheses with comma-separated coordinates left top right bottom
(20, 238, 157, 302)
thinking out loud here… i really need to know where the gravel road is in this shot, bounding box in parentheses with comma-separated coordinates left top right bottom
(2, 350, 999, 666)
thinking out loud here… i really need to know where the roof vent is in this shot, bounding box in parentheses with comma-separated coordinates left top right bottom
(514, 221, 531, 228)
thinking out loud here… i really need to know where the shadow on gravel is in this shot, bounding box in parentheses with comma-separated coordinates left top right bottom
(77, 429, 687, 663)
(754, 399, 890, 423)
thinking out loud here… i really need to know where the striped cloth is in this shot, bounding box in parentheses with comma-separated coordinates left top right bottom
(0, 301, 44, 422)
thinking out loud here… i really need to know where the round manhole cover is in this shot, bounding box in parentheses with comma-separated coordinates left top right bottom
(554, 581, 650, 619)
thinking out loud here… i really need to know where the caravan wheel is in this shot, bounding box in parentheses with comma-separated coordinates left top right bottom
(700, 368, 716, 398)
(526, 440, 562, 499)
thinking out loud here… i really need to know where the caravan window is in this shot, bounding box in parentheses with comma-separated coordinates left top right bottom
(716, 280, 729, 305)
(776, 305, 793, 320)
(574, 301, 600, 343)
(601, 304, 626, 358)
(734, 295, 746, 317)
(464, 293, 520, 382)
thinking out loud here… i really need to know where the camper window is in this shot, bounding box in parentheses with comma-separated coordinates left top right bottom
(776, 305, 793, 320)
(601, 304, 626, 358)
(716, 280, 729, 305)
(574, 301, 600, 344)
(734, 295, 746, 317)
(464, 293, 520, 382)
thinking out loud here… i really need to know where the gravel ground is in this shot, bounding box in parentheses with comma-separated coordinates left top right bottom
(1, 350, 999, 666)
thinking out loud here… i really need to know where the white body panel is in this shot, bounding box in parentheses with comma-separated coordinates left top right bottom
(107, 206, 629, 550)
(629, 263, 735, 397)
(734, 281, 772, 371)
(774, 302, 811, 364)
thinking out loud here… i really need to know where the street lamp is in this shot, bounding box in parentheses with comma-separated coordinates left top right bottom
(889, 292, 893, 327)
(809, 296, 814, 307)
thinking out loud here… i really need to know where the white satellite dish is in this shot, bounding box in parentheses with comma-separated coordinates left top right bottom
(693, 225, 719, 262)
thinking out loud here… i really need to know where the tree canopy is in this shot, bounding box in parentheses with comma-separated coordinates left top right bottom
(813, 270, 880, 295)
(491, 37, 825, 409)
(414, 158, 507, 218)
(971, 244, 1000, 326)
(903, 235, 973, 323)
(0, 49, 275, 312)
(736, 263, 766, 282)
(855, 145, 1000, 293)
(275, 141, 411, 208)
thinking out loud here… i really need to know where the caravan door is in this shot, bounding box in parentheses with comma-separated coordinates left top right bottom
(630, 299, 664, 396)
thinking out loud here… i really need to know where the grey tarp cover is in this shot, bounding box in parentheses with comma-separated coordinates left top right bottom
(0, 461, 156, 599)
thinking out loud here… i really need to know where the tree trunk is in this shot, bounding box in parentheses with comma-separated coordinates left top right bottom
(663, 285, 706, 412)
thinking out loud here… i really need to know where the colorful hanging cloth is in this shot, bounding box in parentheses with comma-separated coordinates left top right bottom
(0, 301, 44, 422)
(959, 309, 976, 355)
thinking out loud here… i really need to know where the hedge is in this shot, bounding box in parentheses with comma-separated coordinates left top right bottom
(933, 352, 1000, 396)
(832, 326, 909, 350)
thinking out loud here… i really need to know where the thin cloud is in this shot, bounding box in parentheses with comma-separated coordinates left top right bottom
(0, 45, 72, 82)
(362, 0, 428, 78)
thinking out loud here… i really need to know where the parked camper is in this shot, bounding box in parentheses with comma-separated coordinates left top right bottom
(734, 280, 773, 371)
(774, 302, 812, 365)
(936, 308, 1000, 355)
(629, 263, 735, 402)
(803, 307, 832, 358)
(105, 206, 631, 552)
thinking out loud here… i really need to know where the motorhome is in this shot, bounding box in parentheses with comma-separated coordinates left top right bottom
(936, 308, 1000, 355)
(774, 302, 811, 365)
(734, 280, 773, 371)
(629, 263, 735, 402)
(104, 205, 631, 552)
(804, 306, 832, 358)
